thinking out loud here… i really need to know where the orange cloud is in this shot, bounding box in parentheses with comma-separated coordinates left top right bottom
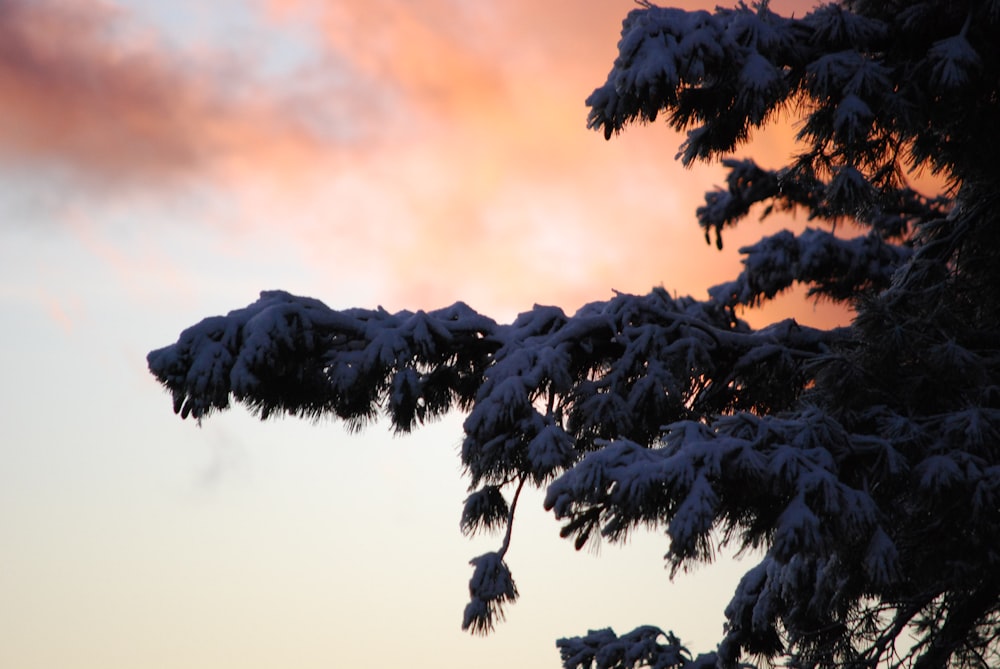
(7, 0, 852, 329)
(253, 0, 763, 315)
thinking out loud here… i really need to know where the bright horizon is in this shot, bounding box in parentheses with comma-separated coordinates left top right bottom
(1, 1, 851, 667)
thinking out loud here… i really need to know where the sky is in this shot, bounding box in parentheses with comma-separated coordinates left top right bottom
(0, 1, 848, 667)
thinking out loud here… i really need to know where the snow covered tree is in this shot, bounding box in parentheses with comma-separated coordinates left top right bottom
(148, 1, 1000, 667)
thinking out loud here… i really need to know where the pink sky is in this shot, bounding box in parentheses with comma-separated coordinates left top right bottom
(0, 0, 844, 323)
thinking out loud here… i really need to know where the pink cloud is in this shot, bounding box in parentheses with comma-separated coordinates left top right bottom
(7, 0, 849, 328)
(226, 0, 836, 322)
(0, 0, 205, 180)
(0, 0, 378, 192)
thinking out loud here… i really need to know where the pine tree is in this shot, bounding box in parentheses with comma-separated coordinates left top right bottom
(148, 2, 1000, 667)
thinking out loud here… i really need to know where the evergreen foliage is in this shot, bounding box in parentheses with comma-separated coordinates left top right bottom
(148, 1, 1000, 667)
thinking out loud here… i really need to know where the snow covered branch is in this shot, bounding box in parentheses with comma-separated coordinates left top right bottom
(588, 1, 1000, 187)
(558, 626, 718, 669)
(146, 290, 498, 424)
(697, 158, 950, 250)
(709, 227, 911, 307)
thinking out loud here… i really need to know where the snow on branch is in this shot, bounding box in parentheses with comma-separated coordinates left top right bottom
(462, 551, 519, 635)
(587, 3, 803, 150)
(588, 0, 999, 190)
(147, 287, 841, 477)
(455, 288, 838, 488)
(543, 407, 884, 573)
(697, 159, 950, 250)
(557, 625, 719, 669)
(709, 227, 912, 307)
(146, 290, 498, 425)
